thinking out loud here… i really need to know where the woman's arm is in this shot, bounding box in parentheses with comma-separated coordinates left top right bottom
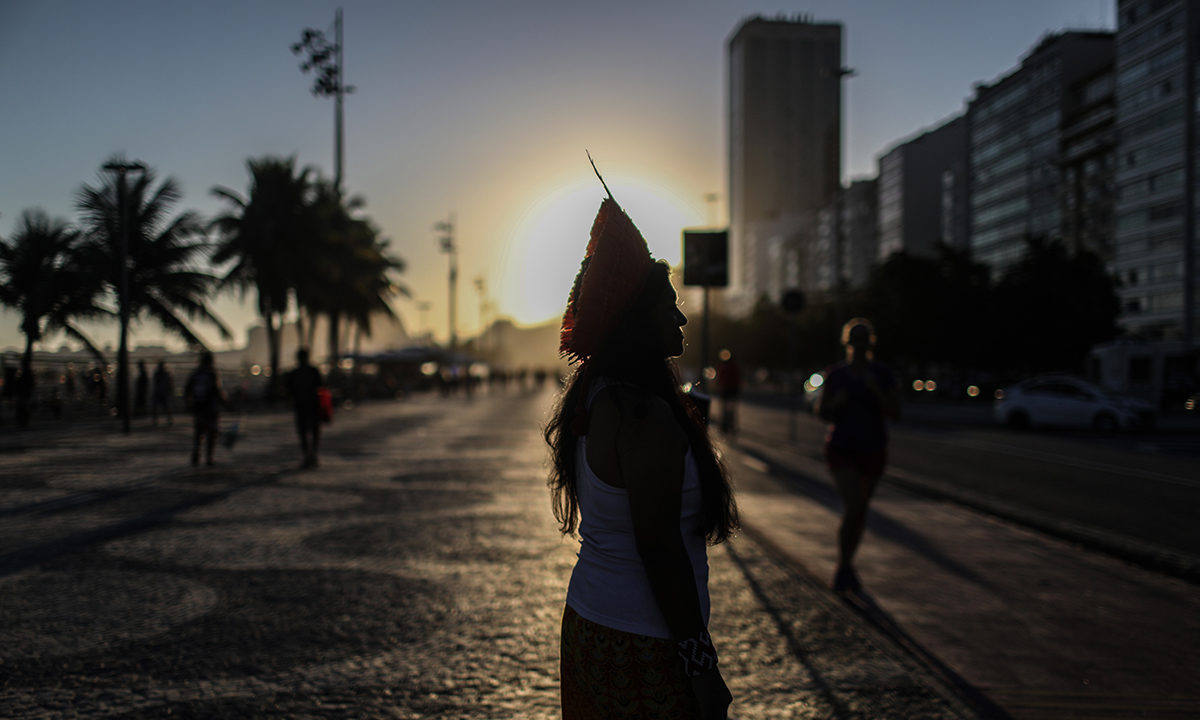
(815, 372, 845, 421)
(611, 390, 731, 719)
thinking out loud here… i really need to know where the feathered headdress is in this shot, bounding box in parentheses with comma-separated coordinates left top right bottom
(559, 154, 655, 364)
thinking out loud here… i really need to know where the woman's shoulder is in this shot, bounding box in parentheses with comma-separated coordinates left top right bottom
(591, 382, 673, 424)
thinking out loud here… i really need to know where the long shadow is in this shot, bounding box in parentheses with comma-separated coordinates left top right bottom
(0, 408, 451, 578)
(842, 588, 1012, 720)
(724, 540, 854, 720)
(737, 440, 1000, 593)
(0, 467, 291, 579)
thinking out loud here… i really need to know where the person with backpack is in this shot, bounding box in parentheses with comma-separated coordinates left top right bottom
(183, 351, 226, 466)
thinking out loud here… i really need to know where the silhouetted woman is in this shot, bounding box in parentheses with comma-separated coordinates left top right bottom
(815, 318, 900, 593)
(546, 194, 738, 720)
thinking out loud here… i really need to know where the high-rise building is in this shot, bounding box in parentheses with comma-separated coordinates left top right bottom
(1113, 0, 1197, 343)
(814, 180, 879, 293)
(1061, 63, 1117, 262)
(843, 179, 880, 289)
(967, 32, 1114, 274)
(727, 15, 843, 310)
(876, 114, 969, 261)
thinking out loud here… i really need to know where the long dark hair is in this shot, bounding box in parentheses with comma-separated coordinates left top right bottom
(544, 262, 738, 544)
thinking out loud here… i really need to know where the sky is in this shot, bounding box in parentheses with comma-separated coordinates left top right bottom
(0, 0, 1114, 355)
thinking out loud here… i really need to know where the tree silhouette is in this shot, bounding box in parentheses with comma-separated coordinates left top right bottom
(76, 156, 230, 349)
(993, 235, 1119, 374)
(300, 180, 407, 367)
(210, 156, 315, 397)
(0, 210, 109, 378)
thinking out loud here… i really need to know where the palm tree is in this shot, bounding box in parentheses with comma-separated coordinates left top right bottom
(0, 210, 109, 424)
(76, 156, 231, 349)
(210, 156, 315, 396)
(298, 181, 408, 368)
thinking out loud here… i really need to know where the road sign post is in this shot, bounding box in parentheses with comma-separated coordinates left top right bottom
(682, 230, 728, 380)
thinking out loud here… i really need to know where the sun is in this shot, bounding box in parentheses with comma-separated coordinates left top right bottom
(498, 174, 703, 327)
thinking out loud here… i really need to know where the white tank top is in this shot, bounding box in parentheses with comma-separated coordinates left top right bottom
(565, 378, 711, 639)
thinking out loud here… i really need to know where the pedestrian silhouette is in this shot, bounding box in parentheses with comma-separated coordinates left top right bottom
(547, 193, 737, 719)
(134, 360, 149, 417)
(814, 318, 900, 594)
(286, 348, 324, 468)
(183, 351, 227, 466)
(151, 360, 173, 426)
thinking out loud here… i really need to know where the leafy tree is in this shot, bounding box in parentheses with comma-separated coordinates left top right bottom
(993, 235, 1119, 374)
(76, 156, 230, 349)
(859, 244, 999, 376)
(298, 181, 407, 367)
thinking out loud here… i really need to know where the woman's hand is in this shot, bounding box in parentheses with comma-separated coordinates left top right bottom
(691, 667, 733, 720)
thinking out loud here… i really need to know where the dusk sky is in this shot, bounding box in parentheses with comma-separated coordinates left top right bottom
(1, 0, 1114, 354)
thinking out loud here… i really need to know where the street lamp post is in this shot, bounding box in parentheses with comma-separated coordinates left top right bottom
(474, 276, 488, 359)
(416, 301, 432, 340)
(102, 160, 147, 434)
(435, 215, 457, 352)
(292, 8, 354, 195)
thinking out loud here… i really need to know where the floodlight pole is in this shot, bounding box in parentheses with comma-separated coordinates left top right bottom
(292, 8, 353, 196)
(334, 7, 345, 194)
(435, 214, 458, 352)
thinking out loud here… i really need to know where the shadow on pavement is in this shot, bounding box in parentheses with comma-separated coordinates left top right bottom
(736, 441, 999, 593)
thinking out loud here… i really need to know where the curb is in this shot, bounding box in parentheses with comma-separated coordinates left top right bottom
(883, 466, 1200, 586)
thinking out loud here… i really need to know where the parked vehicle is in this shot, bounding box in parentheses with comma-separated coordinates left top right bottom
(993, 374, 1155, 432)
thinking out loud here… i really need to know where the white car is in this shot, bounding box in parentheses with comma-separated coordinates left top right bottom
(994, 375, 1155, 432)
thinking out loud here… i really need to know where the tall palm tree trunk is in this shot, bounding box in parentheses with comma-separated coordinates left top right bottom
(266, 312, 281, 402)
(327, 311, 341, 370)
(17, 335, 35, 427)
(351, 323, 363, 401)
(295, 311, 305, 352)
(306, 314, 318, 353)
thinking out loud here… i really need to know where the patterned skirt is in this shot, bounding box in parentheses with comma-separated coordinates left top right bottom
(560, 604, 700, 720)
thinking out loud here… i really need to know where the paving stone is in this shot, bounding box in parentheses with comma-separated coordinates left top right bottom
(0, 389, 967, 718)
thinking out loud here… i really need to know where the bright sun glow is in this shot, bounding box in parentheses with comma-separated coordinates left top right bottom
(498, 175, 703, 326)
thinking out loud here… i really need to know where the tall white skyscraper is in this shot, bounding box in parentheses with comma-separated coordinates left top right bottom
(727, 15, 843, 311)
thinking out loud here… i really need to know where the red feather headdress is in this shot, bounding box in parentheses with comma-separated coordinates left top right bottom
(559, 156, 654, 364)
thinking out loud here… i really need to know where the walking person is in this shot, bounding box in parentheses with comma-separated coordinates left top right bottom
(133, 360, 149, 417)
(286, 348, 324, 468)
(814, 318, 900, 593)
(183, 351, 225, 466)
(151, 360, 173, 426)
(546, 189, 737, 720)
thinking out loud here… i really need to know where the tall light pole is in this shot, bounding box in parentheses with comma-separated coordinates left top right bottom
(435, 215, 457, 352)
(102, 160, 147, 434)
(292, 8, 354, 194)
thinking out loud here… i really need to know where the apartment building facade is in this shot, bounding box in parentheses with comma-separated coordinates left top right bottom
(727, 15, 843, 309)
(1113, 0, 1197, 342)
(876, 114, 969, 262)
(967, 32, 1115, 274)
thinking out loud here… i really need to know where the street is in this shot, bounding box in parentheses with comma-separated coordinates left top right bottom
(1, 387, 963, 719)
